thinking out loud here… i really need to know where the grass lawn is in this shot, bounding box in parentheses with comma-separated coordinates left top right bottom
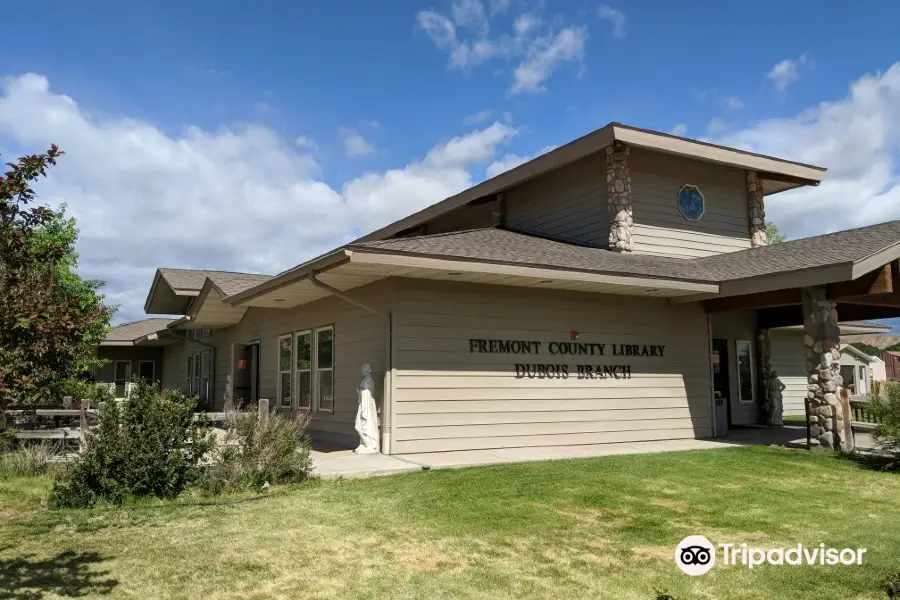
(2, 446, 899, 600)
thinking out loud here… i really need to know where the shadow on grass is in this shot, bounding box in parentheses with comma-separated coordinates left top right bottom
(0, 550, 118, 599)
(836, 450, 899, 472)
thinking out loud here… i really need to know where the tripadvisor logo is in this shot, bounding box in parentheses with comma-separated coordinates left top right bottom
(674, 536, 868, 576)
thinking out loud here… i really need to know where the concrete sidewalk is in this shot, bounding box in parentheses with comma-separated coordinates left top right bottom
(310, 426, 879, 479)
(311, 446, 421, 480)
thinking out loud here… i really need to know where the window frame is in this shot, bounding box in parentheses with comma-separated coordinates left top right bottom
(277, 334, 293, 409)
(314, 325, 335, 413)
(138, 360, 155, 382)
(294, 330, 313, 410)
(735, 340, 755, 404)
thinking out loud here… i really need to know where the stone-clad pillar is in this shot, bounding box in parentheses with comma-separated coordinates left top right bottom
(606, 142, 633, 252)
(802, 286, 845, 450)
(747, 171, 767, 247)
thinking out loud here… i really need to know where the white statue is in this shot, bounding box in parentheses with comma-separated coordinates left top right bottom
(354, 364, 380, 454)
(768, 370, 785, 426)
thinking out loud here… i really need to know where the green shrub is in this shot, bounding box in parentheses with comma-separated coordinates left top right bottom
(50, 381, 215, 507)
(886, 571, 900, 599)
(0, 443, 53, 478)
(869, 382, 900, 468)
(200, 412, 312, 494)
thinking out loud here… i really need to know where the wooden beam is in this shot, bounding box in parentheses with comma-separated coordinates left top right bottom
(757, 306, 804, 329)
(893, 259, 900, 293)
(702, 288, 801, 313)
(827, 264, 893, 299)
(837, 291, 900, 307)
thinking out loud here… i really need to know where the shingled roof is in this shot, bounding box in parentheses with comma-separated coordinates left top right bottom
(353, 228, 716, 282)
(349, 220, 900, 286)
(103, 318, 176, 344)
(158, 268, 272, 294)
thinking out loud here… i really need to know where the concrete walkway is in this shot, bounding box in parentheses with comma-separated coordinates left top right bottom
(310, 426, 879, 479)
(311, 445, 421, 480)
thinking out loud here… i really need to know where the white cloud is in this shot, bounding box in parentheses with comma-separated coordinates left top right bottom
(720, 63, 900, 240)
(294, 135, 317, 150)
(486, 144, 557, 178)
(768, 52, 809, 91)
(451, 0, 489, 33)
(426, 122, 518, 167)
(706, 118, 728, 135)
(488, 0, 509, 15)
(670, 123, 688, 136)
(416, 4, 597, 93)
(510, 27, 587, 94)
(725, 96, 744, 109)
(0, 74, 518, 322)
(464, 109, 494, 125)
(340, 127, 375, 156)
(597, 5, 626, 39)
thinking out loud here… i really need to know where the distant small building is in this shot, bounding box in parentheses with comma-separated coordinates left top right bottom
(95, 318, 174, 398)
(884, 351, 900, 381)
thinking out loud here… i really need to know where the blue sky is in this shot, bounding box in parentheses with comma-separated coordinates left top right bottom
(1, 0, 899, 327)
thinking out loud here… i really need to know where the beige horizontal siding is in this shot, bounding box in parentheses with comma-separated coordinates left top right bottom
(630, 147, 751, 258)
(426, 202, 494, 234)
(161, 281, 390, 443)
(395, 428, 704, 454)
(769, 330, 808, 416)
(504, 153, 609, 246)
(392, 279, 713, 453)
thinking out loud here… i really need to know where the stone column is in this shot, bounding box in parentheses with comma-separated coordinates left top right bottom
(757, 329, 773, 423)
(747, 171, 767, 247)
(802, 286, 845, 450)
(606, 142, 633, 252)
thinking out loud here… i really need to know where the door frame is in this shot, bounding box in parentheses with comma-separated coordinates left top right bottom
(711, 338, 732, 432)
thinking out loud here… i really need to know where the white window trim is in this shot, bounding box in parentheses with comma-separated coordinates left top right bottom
(294, 330, 312, 410)
(138, 360, 155, 382)
(277, 334, 293, 409)
(314, 325, 335, 413)
(735, 340, 755, 404)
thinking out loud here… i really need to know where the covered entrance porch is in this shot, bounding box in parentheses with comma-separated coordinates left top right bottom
(700, 258, 900, 450)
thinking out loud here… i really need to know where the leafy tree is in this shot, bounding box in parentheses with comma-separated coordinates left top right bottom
(0, 147, 113, 406)
(765, 221, 787, 245)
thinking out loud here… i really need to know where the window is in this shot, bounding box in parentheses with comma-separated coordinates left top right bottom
(678, 184, 705, 221)
(858, 366, 867, 395)
(735, 340, 754, 404)
(315, 326, 334, 411)
(115, 361, 131, 398)
(295, 331, 312, 409)
(138, 360, 155, 382)
(186, 352, 202, 396)
(277, 335, 293, 408)
(200, 350, 210, 404)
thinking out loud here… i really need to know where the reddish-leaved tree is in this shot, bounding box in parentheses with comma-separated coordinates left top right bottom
(0, 147, 112, 406)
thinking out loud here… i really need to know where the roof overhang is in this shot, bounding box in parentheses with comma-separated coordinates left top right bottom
(144, 269, 200, 315)
(226, 246, 719, 310)
(355, 122, 826, 244)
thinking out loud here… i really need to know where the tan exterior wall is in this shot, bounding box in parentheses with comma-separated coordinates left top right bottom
(504, 154, 609, 246)
(161, 281, 391, 445)
(95, 346, 164, 384)
(710, 310, 760, 425)
(769, 329, 807, 417)
(630, 148, 751, 258)
(390, 280, 713, 454)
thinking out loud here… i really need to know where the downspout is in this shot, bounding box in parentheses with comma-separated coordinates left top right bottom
(309, 270, 394, 454)
(707, 311, 717, 438)
(170, 317, 217, 411)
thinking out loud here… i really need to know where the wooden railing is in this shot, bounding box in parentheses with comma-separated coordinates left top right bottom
(850, 399, 881, 425)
